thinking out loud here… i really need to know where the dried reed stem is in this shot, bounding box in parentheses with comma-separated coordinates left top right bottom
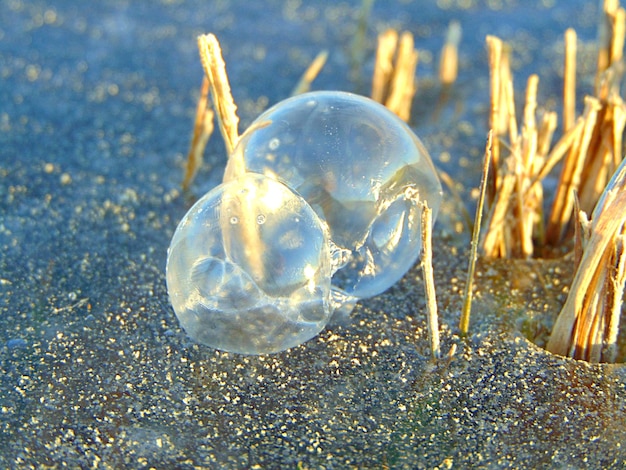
(459, 132, 492, 335)
(597, 0, 625, 94)
(486, 36, 503, 174)
(291, 50, 328, 95)
(546, 159, 626, 361)
(420, 201, 440, 359)
(519, 75, 540, 256)
(371, 29, 418, 121)
(197, 34, 264, 280)
(612, 7, 626, 63)
(605, 231, 626, 362)
(183, 76, 215, 192)
(197, 33, 241, 161)
(386, 32, 418, 122)
(439, 21, 461, 86)
(597, 0, 615, 79)
(482, 161, 516, 258)
(372, 29, 398, 103)
(564, 28, 577, 133)
(546, 97, 602, 244)
(537, 111, 558, 158)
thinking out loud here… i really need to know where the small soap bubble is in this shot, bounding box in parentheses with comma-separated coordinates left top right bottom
(166, 173, 335, 355)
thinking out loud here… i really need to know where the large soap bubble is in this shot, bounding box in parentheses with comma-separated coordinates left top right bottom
(226, 91, 443, 305)
(166, 173, 335, 354)
(168, 91, 443, 354)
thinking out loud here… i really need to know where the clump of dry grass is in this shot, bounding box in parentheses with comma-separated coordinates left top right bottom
(482, 1, 626, 258)
(475, 0, 626, 362)
(482, 36, 559, 258)
(547, 159, 626, 362)
(371, 29, 418, 122)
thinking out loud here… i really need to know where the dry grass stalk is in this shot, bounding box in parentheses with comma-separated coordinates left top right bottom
(482, 159, 516, 257)
(291, 50, 328, 95)
(386, 32, 419, 122)
(182, 77, 215, 192)
(612, 7, 626, 63)
(547, 15, 626, 244)
(439, 21, 461, 86)
(576, 97, 626, 211)
(564, 28, 577, 133)
(481, 41, 558, 258)
(420, 201, 440, 359)
(546, 158, 626, 362)
(371, 29, 398, 103)
(597, 0, 614, 78)
(459, 132, 492, 335)
(597, 0, 626, 91)
(545, 97, 602, 245)
(371, 29, 418, 121)
(197, 34, 264, 280)
(197, 33, 241, 163)
(485, 36, 504, 204)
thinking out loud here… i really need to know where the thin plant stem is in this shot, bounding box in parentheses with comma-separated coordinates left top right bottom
(564, 28, 577, 133)
(183, 76, 214, 192)
(197, 33, 240, 160)
(291, 50, 328, 95)
(459, 131, 492, 335)
(420, 201, 440, 359)
(439, 21, 461, 86)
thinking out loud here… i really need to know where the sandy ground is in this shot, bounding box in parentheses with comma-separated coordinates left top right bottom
(1, 0, 625, 467)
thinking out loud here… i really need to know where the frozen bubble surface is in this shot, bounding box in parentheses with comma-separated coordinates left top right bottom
(166, 174, 334, 354)
(227, 91, 443, 301)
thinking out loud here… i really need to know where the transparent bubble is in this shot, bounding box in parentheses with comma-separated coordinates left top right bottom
(226, 91, 443, 305)
(166, 173, 335, 354)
